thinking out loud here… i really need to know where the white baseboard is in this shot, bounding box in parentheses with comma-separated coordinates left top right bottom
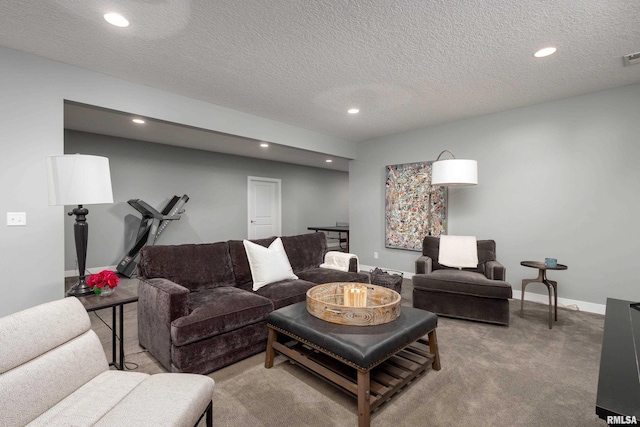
(65, 265, 118, 278)
(361, 264, 605, 315)
(511, 289, 605, 315)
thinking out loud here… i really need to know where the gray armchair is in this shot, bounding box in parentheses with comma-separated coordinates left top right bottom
(412, 236, 512, 326)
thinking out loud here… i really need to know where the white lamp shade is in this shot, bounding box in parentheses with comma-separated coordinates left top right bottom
(46, 154, 114, 205)
(431, 159, 478, 187)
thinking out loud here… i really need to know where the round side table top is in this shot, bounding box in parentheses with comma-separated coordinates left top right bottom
(520, 261, 568, 271)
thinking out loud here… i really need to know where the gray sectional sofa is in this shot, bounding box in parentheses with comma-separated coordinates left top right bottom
(137, 232, 369, 374)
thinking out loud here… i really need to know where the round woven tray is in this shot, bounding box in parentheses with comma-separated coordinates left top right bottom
(306, 282, 401, 326)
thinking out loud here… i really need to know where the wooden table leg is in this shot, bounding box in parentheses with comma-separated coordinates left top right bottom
(357, 369, 371, 427)
(428, 329, 441, 371)
(265, 327, 277, 368)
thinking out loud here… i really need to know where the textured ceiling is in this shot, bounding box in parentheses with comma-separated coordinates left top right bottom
(1, 1, 639, 146)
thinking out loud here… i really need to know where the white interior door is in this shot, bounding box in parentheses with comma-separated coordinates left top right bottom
(248, 176, 281, 239)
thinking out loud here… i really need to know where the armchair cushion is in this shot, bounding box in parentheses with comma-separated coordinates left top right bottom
(413, 270, 512, 299)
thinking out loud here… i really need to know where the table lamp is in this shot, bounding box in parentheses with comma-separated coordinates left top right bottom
(47, 154, 114, 296)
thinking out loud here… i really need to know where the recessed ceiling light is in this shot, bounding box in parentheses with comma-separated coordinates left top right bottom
(132, 118, 145, 124)
(347, 108, 360, 114)
(326, 159, 333, 163)
(534, 47, 557, 58)
(104, 13, 129, 27)
(260, 143, 269, 148)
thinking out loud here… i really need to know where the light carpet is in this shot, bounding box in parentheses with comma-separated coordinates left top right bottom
(87, 279, 607, 427)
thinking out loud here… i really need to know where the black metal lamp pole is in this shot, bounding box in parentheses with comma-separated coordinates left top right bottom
(66, 205, 94, 297)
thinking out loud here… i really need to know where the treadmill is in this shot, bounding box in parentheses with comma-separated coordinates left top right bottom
(116, 194, 189, 277)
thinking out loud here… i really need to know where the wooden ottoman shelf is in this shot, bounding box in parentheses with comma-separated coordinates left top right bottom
(265, 302, 440, 427)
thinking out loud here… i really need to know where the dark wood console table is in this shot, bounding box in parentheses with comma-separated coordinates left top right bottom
(307, 225, 349, 252)
(596, 298, 640, 422)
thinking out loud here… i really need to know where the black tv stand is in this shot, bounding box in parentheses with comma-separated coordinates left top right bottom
(596, 298, 640, 423)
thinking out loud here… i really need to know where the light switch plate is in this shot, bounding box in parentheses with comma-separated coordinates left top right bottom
(7, 212, 26, 226)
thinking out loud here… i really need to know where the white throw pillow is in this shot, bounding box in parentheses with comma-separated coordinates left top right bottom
(243, 237, 298, 291)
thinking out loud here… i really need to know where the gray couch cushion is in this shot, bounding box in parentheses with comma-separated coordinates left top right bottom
(296, 267, 369, 285)
(255, 279, 317, 310)
(280, 232, 327, 272)
(139, 242, 236, 292)
(172, 287, 273, 346)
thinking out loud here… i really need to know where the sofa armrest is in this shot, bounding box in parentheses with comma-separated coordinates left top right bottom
(415, 255, 433, 275)
(138, 278, 190, 371)
(348, 257, 358, 273)
(485, 260, 506, 281)
(323, 251, 359, 273)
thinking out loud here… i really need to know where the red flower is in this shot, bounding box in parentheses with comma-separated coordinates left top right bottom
(87, 270, 120, 290)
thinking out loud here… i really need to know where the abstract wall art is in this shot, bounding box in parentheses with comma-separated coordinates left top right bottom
(385, 161, 447, 251)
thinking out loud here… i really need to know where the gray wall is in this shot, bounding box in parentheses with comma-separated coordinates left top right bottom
(0, 46, 354, 317)
(65, 130, 349, 272)
(351, 83, 640, 308)
(2, 42, 638, 317)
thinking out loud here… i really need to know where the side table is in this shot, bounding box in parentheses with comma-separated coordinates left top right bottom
(69, 286, 138, 370)
(520, 261, 568, 329)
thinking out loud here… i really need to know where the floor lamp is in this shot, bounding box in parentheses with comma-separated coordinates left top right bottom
(429, 150, 478, 235)
(47, 154, 114, 297)
(431, 150, 478, 187)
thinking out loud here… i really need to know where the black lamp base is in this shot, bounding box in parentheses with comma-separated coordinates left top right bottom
(67, 205, 94, 297)
(66, 279, 94, 297)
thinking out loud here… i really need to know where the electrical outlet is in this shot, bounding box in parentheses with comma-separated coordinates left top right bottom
(374, 252, 378, 259)
(7, 212, 26, 226)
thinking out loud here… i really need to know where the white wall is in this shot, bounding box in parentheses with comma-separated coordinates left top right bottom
(0, 46, 354, 317)
(64, 130, 349, 272)
(351, 83, 640, 308)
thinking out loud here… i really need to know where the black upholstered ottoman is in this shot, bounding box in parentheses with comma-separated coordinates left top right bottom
(265, 302, 440, 427)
